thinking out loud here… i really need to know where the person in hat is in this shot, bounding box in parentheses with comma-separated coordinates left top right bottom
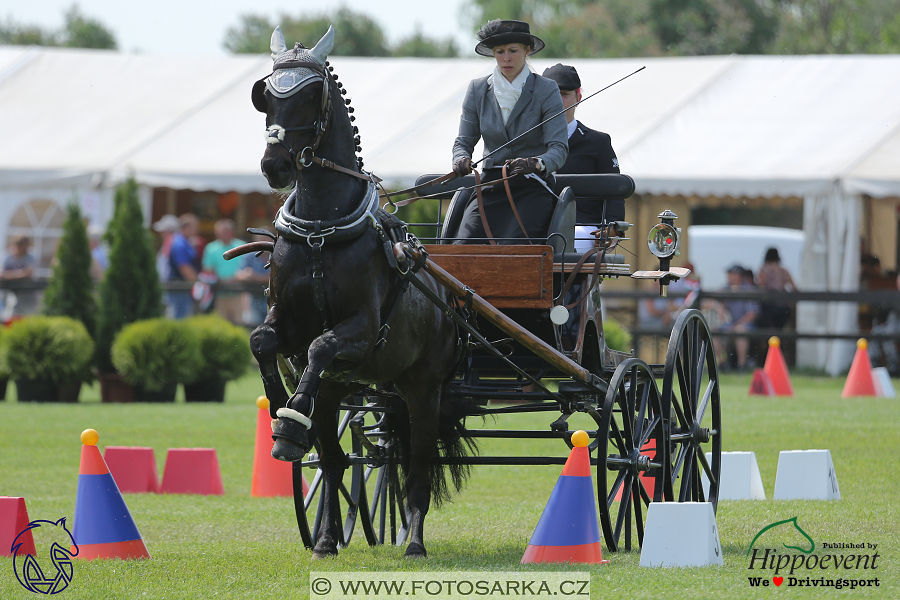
(451, 19, 568, 243)
(542, 63, 623, 247)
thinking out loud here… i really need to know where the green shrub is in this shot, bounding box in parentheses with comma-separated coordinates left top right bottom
(42, 202, 97, 335)
(96, 177, 164, 373)
(603, 319, 633, 352)
(0, 316, 94, 382)
(111, 318, 201, 391)
(184, 315, 251, 381)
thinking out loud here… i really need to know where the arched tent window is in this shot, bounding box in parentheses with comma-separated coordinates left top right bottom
(6, 199, 65, 279)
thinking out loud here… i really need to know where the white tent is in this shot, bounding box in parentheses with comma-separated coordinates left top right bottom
(2, 46, 899, 372)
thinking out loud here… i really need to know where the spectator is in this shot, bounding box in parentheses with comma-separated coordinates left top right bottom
(711, 264, 760, 371)
(152, 214, 179, 282)
(869, 270, 900, 376)
(235, 250, 270, 325)
(201, 219, 246, 324)
(88, 224, 109, 281)
(165, 214, 200, 319)
(1, 236, 39, 315)
(757, 247, 797, 330)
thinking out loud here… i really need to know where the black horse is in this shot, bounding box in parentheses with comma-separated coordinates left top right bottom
(247, 26, 473, 559)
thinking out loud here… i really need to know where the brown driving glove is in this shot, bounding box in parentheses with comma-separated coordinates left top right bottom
(504, 157, 543, 177)
(453, 157, 473, 177)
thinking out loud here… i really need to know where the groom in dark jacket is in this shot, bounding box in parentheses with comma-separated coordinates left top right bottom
(542, 63, 624, 223)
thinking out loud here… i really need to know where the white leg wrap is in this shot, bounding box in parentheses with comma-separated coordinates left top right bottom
(276, 407, 312, 429)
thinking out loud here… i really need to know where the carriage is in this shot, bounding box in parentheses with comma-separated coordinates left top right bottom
(282, 171, 721, 555)
(242, 25, 721, 559)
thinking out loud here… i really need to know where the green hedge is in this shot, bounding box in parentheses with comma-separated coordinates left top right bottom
(111, 318, 201, 391)
(0, 316, 94, 382)
(184, 315, 251, 381)
(603, 319, 633, 353)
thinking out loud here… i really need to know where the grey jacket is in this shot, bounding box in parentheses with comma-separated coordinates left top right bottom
(453, 71, 568, 172)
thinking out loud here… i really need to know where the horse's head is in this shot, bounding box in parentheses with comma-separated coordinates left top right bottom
(253, 26, 335, 190)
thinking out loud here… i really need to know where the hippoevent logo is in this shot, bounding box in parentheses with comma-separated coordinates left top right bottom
(746, 516, 880, 590)
(11, 518, 79, 594)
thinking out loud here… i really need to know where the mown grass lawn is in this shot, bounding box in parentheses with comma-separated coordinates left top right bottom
(1, 373, 897, 599)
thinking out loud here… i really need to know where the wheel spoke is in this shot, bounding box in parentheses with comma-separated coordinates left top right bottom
(698, 448, 716, 487)
(614, 474, 633, 543)
(678, 445, 695, 502)
(697, 377, 715, 424)
(607, 470, 627, 507)
(633, 478, 645, 547)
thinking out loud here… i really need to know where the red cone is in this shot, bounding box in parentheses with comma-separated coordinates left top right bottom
(842, 339, 878, 398)
(1, 497, 36, 557)
(160, 448, 224, 495)
(103, 447, 160, 494)
(748, 368, 775, 396)
(763, 336, 793, 396)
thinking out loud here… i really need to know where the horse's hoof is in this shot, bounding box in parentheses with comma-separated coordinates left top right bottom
(404, 542, 427, 559)
(312, 536, 338, 559)
(271, 418, 316, 462)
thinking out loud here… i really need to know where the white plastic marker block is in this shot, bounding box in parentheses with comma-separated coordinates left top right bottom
(773, 450, 840, 500)
(872, 367, 895, 398)
(640, 502, 724, 567)
(701, 451, 765, 500)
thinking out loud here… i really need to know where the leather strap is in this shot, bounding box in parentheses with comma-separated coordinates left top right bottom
(474, 170, 497, 245)
(501, 164, 531, 243)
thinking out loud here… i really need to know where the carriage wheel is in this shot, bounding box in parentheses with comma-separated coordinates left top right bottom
(596, 358, 665, 552)
(660, 309, 722, 510)
(293, 396, 408, 549)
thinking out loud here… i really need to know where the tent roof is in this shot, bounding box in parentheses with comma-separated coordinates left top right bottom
(1, 46, 899, 197)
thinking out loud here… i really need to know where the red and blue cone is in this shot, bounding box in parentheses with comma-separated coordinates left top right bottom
(71, 429, 150, 560)
(522, 430, 608, 564)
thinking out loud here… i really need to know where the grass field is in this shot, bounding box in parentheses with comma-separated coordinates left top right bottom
(1, 373, 897, 599)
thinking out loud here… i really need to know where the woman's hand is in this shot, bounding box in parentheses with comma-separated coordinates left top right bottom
(504, 157, 543, 177)
(453, 157, 473, 177)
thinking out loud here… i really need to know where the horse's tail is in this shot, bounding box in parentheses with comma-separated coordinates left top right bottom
(380, 394, 480, 508)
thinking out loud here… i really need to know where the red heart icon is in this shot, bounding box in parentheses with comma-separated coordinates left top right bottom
(773, 577, 783, 586)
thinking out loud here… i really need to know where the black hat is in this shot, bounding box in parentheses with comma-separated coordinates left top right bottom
(475, 20, 545, 57)
(542, 64, 581, 91)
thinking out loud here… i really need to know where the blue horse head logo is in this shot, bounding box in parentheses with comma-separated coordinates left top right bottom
(12, 517, 79, 594)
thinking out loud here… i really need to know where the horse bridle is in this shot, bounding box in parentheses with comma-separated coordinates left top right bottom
(256, 58, 377, 184)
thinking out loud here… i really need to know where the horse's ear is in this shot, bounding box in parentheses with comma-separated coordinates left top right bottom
(270, 26, 287, 58)
(251, 79, 268, 113)
(309, 25, 335, 66)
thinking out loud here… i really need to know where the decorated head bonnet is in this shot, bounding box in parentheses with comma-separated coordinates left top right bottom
(252, 26, 335, 112)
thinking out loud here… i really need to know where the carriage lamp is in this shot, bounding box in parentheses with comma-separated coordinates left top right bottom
(648, 210, 681, 297)
(647, 210, 679, 259)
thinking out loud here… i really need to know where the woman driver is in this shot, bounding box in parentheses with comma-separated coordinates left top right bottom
(452, 20, 568, 243)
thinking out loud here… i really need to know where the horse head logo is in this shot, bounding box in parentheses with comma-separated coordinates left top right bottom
(747, 516, 815, 556)
(12, 517, 79, 595)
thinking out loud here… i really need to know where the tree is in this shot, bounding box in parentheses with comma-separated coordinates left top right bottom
(0, 4, 116, 49)
(464, 0, 900, 56)
(772, 0, 900, 54)
(95, 177, 163, 373)
(393, 30, 459, 58)
(223, 9, 460, 57)
(61, 5, 117, 49)
(42, 202, 97, 336)
(224, 9, 390, 56)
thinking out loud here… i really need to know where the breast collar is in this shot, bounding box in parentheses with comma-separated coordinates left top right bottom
(274, 180, 379, 244)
